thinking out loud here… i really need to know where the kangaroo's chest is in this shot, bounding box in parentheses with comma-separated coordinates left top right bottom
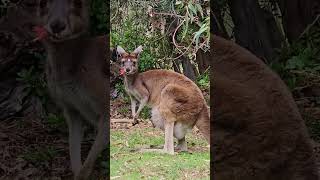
(124, 80, 142, 101)
(46, 66, 99, 125)
(48, 78, 79, 103)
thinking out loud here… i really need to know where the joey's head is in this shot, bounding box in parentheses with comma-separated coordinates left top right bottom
(117, 46, 143, 76)
(37, 0, 90, 42)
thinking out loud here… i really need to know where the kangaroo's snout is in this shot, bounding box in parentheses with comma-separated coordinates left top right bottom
(50, 19, 66, 34)
(38, 0, 90, 42)
(126, 68, 131, 73)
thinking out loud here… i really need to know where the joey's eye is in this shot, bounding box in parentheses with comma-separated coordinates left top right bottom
(74, 0, 82, 8)
(121, 61, 125, 65)
(133, 62, 136, 66)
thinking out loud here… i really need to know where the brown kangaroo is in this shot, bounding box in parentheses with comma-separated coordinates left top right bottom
(212, 35, 319, 180)
(116, 46, 210, 154)
(36, 0, 108, 179)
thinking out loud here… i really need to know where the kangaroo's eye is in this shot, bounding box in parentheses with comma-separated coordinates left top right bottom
(133, 62, 136, 66)
(74, 0, 82, 8)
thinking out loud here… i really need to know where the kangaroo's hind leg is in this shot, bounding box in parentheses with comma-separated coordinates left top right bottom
(159, 84, 190, 155)
(176, 137, 187, 152)
(163, 120, 175, 154)
(76, 112, 108, 180)
(174, 122, 190, 152)
(64, 108, 84, 177)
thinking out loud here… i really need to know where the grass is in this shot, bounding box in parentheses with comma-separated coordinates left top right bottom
(110, 123, 210, 180)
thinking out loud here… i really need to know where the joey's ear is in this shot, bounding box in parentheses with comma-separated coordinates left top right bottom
(133, 45, 143, 55)
(117, 46, 126, 55)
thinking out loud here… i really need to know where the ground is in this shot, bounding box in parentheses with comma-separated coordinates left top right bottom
(110, 120, 210, 180)
(110, 95, 210, 180)
(0, 116, 108, 179)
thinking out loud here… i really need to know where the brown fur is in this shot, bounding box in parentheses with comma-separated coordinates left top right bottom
(212, 36, 319, 180)
(37, 1, 108, 179)
(117, 46, 210, 154)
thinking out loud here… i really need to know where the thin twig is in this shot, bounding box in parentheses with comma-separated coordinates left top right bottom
(299, 14, 320, 40)
(172, 19, 186, 51)
(111, 119, 134, 123)
(110, 0, 120, 22)
(153, 12, 185, 18)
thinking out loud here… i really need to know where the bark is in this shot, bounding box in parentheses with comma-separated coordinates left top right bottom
(277, 0, 320, 42)
(212, 5, 229, 38)
(228, 0, 282, 62)
(196, 49, 210, 74)
(181, 56, 197, 82)
(172, 59, 181, 73)
(261, 8, 284, 51)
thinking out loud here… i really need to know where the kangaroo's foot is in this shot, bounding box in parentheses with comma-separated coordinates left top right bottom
(175, 137, 188, 152)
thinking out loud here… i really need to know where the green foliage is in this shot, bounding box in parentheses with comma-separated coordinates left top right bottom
(122, 95, 131, 104)
(16, 52, 49, 106)
(270, 34, 320, 90)
(111, 0, 210, 71)
(46, 113, 66, 129)
(176, 1, 210, 49)
(196, 69, 210, 90)
(118, 106, 130, 115)
(89, 0, 109, 35)
(111, 13, 162, 72)
(115, 82, 125, 96)
(0, 0, 9, 17)
(271, 50, 319, 89)
(140, 106, 151, 120)
(305, 114, 320, 142)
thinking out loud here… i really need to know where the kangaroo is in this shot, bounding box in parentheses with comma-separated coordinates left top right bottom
(116, 46, 210, 154)
(36, 0, 108, 179)
(212, 35, 319, 180)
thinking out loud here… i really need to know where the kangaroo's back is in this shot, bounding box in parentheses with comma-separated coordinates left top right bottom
(139, 69, 204, 106)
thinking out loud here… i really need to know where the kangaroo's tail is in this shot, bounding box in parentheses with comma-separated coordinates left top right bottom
(196, 104, 210, 143)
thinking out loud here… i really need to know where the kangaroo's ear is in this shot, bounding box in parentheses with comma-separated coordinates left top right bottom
(117, 46, 126, 55)
(111, 48, 118, 62)
(133, 45, 143, 55)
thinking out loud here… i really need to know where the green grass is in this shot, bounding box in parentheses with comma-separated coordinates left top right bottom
(110, 125, 210, 180)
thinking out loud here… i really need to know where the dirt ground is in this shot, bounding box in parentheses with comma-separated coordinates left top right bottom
(0, 116, 108, 179)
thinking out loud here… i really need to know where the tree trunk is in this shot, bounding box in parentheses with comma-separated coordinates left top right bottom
(228, 0, 282, 62)
(172, 59, 181, 73)
(181, 56, 197, 82)
(277, 0, 320, 42)
(196, 49, 210, 74)
(212, 3, 229, 38)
